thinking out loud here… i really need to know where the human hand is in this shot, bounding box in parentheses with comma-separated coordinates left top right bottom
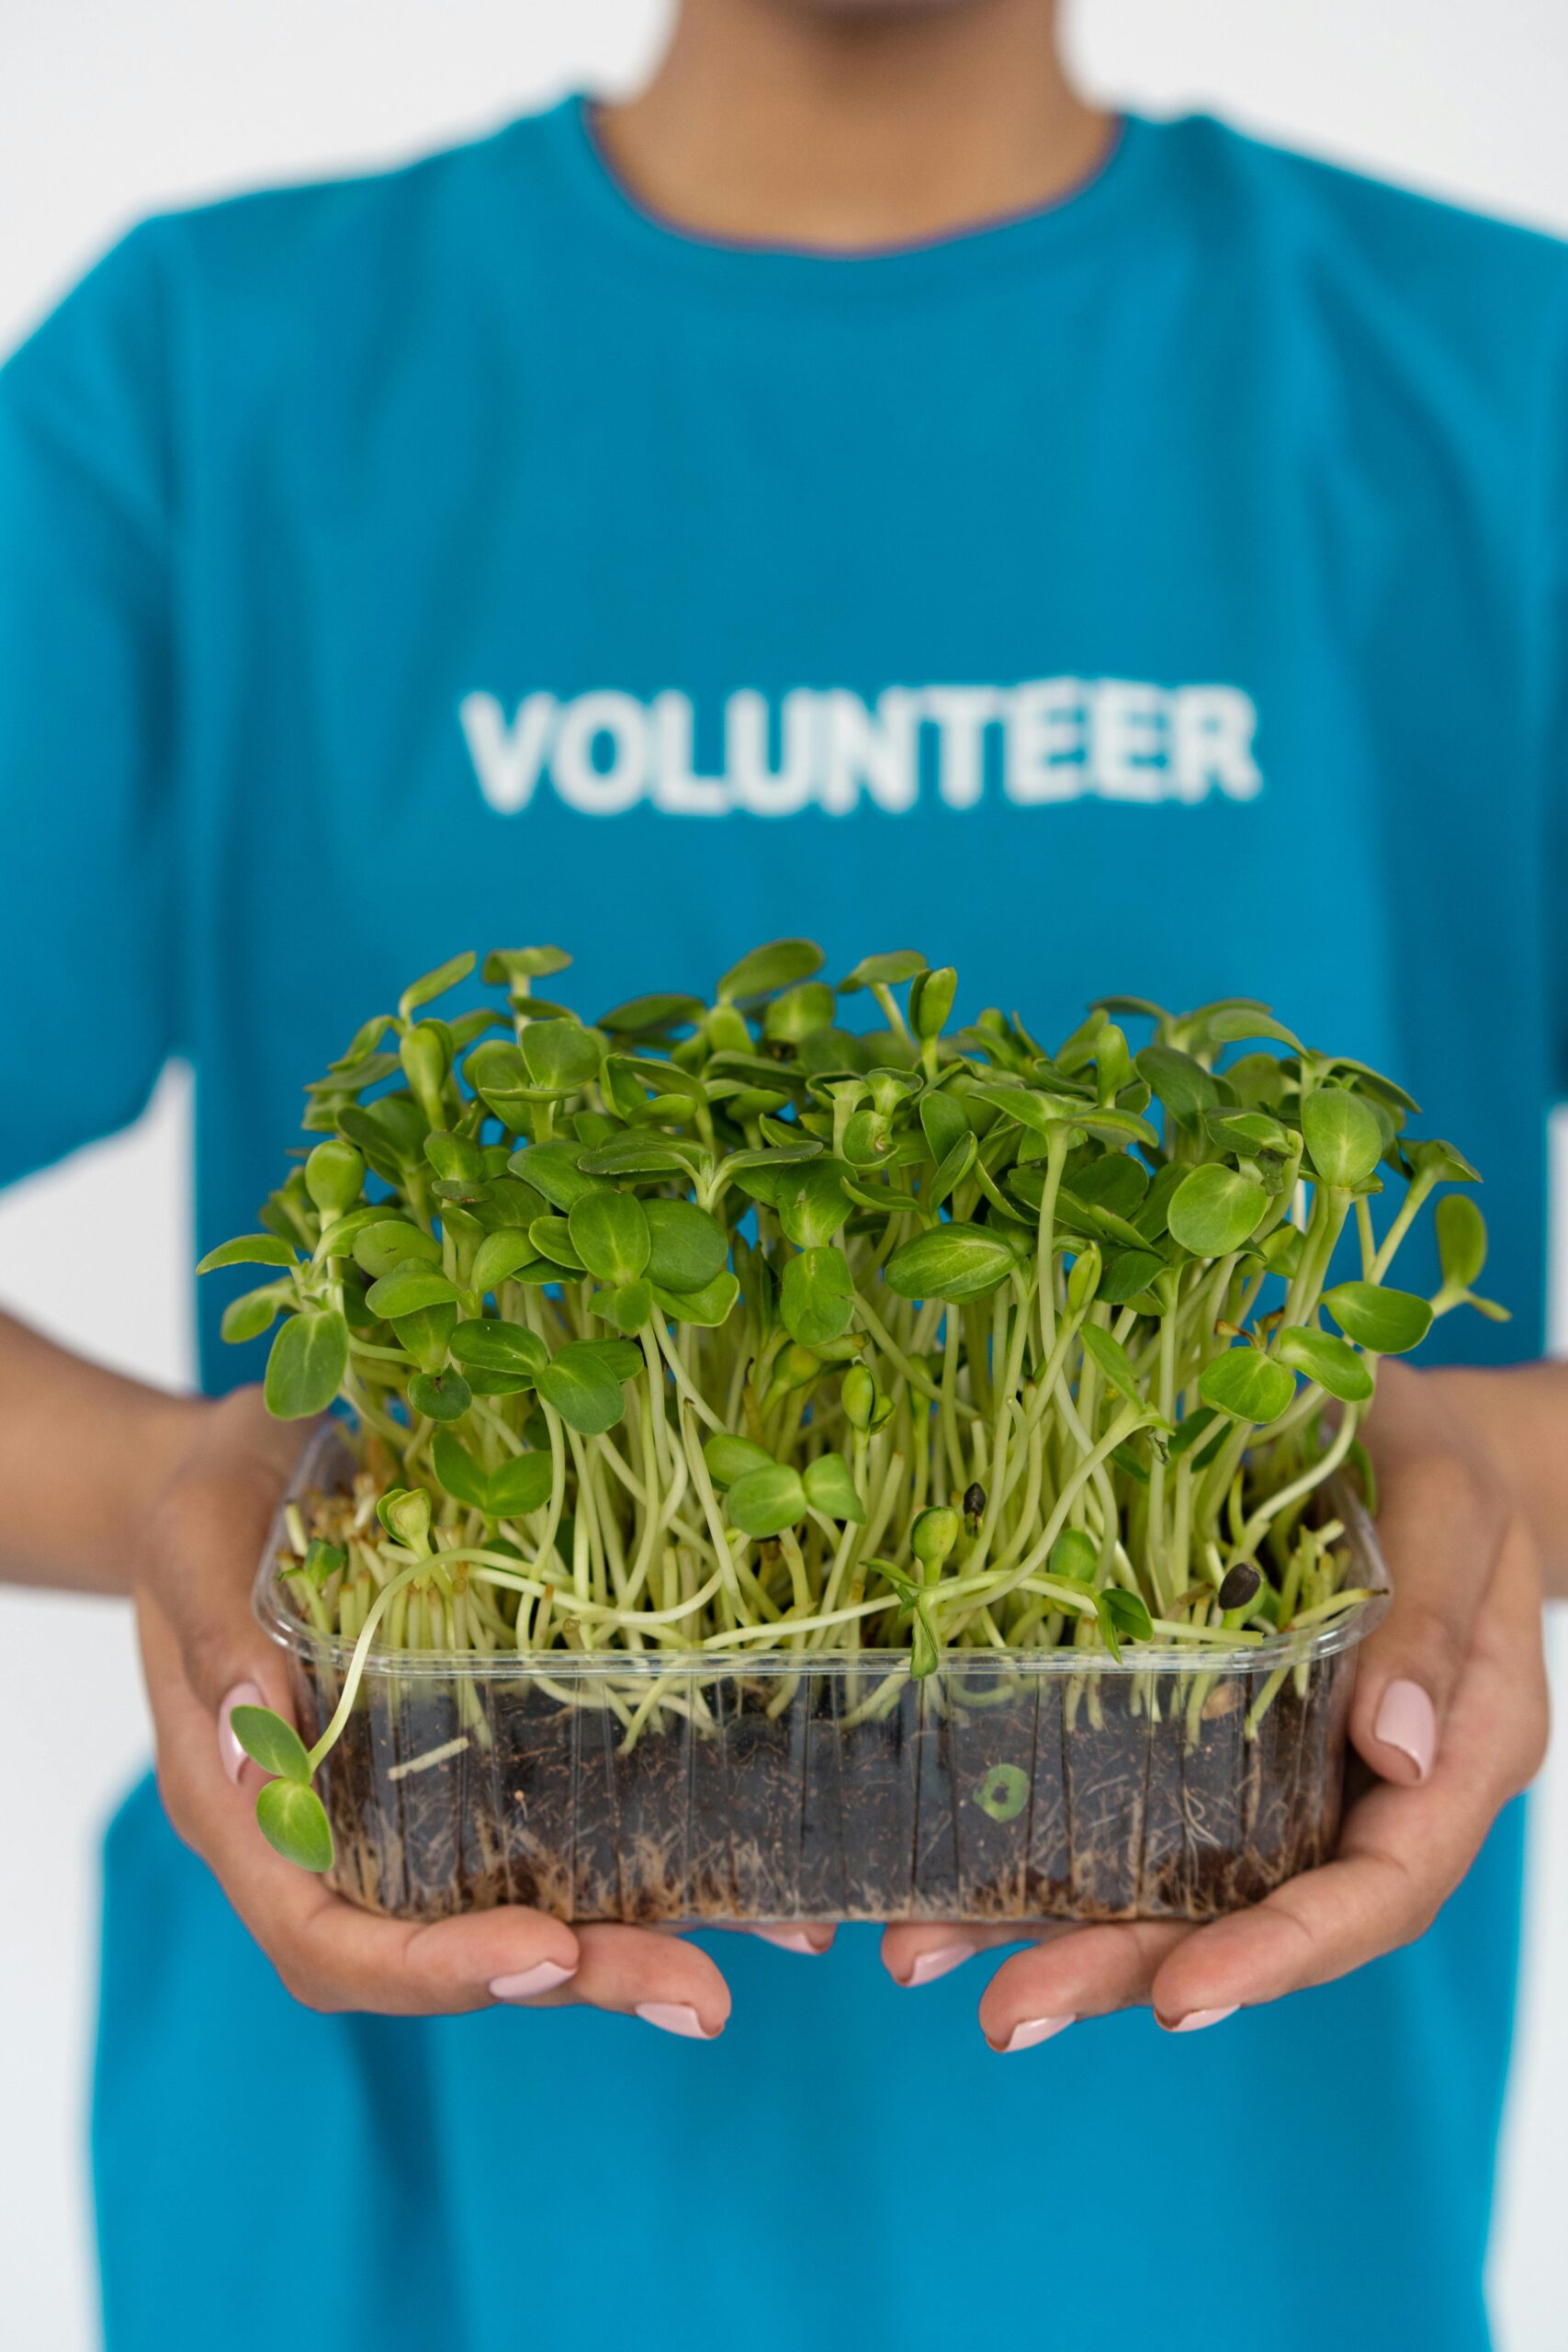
(134, 1387, 821, 2031)
(879, 1361, 1549, 2046)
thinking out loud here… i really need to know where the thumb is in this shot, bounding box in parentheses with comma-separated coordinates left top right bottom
(138, 1385, 317, 1766)
(1351, 1367, 1509, 1787)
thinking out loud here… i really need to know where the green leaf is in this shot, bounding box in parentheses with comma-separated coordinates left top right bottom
(399, 950, 476, 1023)
(727, 1463, 808, 1537)
(1049, 1529, 1099, 1583)
(1436, 1194, 1488, 1293)
(928, 1132, 977, 1208)
(365, 1266, 460, 1319)
(772, 1159, 852, 1250)
(1168, 1407, 1224, 1463)
(1189, 1003, 1303, 1054)
(972, 1762, 1029, 1823)
(572, 1336, 645, 1381)
(653, 1269, 739, 1328)
(229, 1705, 311, 1783)
(597, 1279, 654, 1334)
(197, 1235, 298, 1274)
(263, 1309, 348, 1419)
(388, 1300, 457, 1372)
(782, 1247, 856, 1349)
(470, 1228, 543, 1292)
(506, 1144, 609, 1211)
(465, 1041, 534, 1115)
(568, 1190, 651, 1285)
(255, 1779, 334, 1872)
(1323, 1282, 1434, 1355)
(486, 1451, 554, 1518)
(885, 1222, 1019, 1305)
(641, 1199, 728, 1292)
(534, 1342, 628, 1434)
(1167, 1165, 1269, 1257)
(304, 1138, 365, 1218)
(801, 1452, 865, 1523)
(1198, 1347, 1296, 1424)
(352, 1220, 444, 1284)
(596, 990, 706, 1035)
(483, 945, 571, 987)
(1302, 1086, 1384, 1188)
(408, 1367, 473, 1422)
(425, 1129, 488, 1183)
(1077, 1322, 1151, 1415)
(448, 1318, 548, 1377)
(1095, 1248, 1166, 1306)
(432, 1430, 494, 1511)
(919, 1088, 970, 1163)
(1134, 1045, 1219, 1124)
(718, 938, 826, 1001)
(1260, 1225, 1307, 1278)
(220, 1283, 289, 1345)
(378, 1487, 431, 1549)
(1096, 1587, 1154, 1660)
(529, 1215, 588, 1273)
(577, 1135, 705, 1181)
(1275, 1326, 1373, 1404)
(838, 949, 926, 993)
(1202, 1106, 1293, 1160)
(967, 1079, 1079, 1140)
(1408, 1137, 1481, 1183)
(704, 1432, 774, 1487)
(909, 967, 958, 1044)
(764, 981, 837, 1043)
(520, 1019, 604, 1096)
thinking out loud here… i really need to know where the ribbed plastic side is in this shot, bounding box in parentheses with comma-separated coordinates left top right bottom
(288, 1645, 1360, 1925)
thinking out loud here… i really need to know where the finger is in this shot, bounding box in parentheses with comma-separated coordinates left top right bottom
(880, 1920, 1045, 1987)
(531, 1924, 732, 2039)
(143, 1584, 581, 2011)
(1354, 1362, 1512, 1784)
(977, 1921, 1192, 2051)
(1150, 1516, 1547, 2024)
(745, 1924, 836, 1955)
(137, 1385, 315, 1750)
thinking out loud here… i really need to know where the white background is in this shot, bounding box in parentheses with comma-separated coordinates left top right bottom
(3, 4, 1566, 2344)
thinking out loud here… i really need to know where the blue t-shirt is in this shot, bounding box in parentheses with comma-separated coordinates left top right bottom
(5, 96, 1567, 2352)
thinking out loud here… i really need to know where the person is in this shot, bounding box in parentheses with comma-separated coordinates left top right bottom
(2, 0, 1564, 2344)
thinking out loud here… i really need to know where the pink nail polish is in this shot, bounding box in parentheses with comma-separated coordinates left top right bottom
(992, 2014, 1075, 2052)
(1373, 1679, 1437, 1781)
(636, 2002, 717, 2041)
(218, 1682, 265, 1786)
(901, 1943, 974, 1988)
(489, 1961, 576, 2002)
(1163, 2006, 1238, 2033)
(753, 1926, 829, 1955)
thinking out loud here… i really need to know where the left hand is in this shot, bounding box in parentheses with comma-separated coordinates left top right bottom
(879, 1361, 1550, 2046)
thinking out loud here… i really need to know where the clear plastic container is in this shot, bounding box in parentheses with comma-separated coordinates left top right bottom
(255, 1428, 1390, 1925)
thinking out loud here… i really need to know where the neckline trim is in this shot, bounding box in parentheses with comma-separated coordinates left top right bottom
(547, 93, 1155, 290)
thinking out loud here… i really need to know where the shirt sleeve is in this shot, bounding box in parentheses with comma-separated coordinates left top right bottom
(0, 222, 182, 1191)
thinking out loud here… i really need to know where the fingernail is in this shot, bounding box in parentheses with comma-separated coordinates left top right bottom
(489, 1961, 576, 2002)
(753, 1926, 830, 1955)
(1160, 2006, 1238, 2033)
(1373, 1678, 1437, 1781)
(899, 1942, 974, 1988)
(990, 2014, 1076, 2053)
(218, 1682, 265, 1786)
(636, 2002, 718, 2041)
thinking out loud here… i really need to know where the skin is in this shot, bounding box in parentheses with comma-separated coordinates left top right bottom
(1, 0, 1557, 2036)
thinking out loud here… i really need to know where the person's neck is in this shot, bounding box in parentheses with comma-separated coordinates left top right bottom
(596, 0, 1111, 253)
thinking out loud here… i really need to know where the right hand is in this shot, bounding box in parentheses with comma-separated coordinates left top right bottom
(133, 1387, 787, 2029)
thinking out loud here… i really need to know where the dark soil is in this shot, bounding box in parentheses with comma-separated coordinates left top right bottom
(289, 1645, 1355, 1927)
